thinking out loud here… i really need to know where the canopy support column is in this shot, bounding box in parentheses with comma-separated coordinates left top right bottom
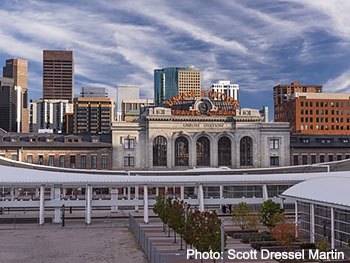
(143, 185, 149, 224)
(53, 187, 61, 223)
(111, 188, 118, 212)
(39, 185, 45, 225)
(198, 184, 204, 212)
(85, 185, 92, 225)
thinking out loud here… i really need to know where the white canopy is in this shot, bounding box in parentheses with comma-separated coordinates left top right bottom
(281, 175, 350, 207)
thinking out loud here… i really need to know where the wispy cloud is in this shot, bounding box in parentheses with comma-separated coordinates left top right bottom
(0, 0, 349, 119)
(323, 70, 350, 92)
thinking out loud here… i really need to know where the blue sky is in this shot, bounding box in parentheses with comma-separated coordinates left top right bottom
(0, 0, 350, 120)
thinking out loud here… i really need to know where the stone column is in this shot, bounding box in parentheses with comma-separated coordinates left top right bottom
(39, 185, 45, 225)
(53, 187, 61, 223)
(190, 137, 196, 168)
(156, 187, 159, 197)
(143, 185, 149, 224)
(86, 185, 92, 225)
(111, 188, 118, 212)
(212, 138, 218, 167)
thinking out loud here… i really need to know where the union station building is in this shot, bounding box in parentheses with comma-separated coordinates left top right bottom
(112, 98, 290, 170)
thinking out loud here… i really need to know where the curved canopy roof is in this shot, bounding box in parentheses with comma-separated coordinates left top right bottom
(281, 175, 350, 207)
(0, 162, 347, 187)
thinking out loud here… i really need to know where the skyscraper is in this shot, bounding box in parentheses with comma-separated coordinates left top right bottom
(154, 66, 201, 105)
(0, 77, 22, 132)
(43, 50, 74, 102)
(3, 58, 29, 133)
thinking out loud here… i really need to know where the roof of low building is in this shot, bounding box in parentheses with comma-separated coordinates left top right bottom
(281, 175, 350, 207)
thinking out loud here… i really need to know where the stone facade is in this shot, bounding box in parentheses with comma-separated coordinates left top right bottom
(112, 99, 290, 170)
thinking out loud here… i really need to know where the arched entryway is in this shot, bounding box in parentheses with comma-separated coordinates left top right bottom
(218, 136, 231, 166)
(240, 136, 253, 166)
(175, 137, 189, 166)
(196, 136, 210, 166)
(153, 136, 167, 166)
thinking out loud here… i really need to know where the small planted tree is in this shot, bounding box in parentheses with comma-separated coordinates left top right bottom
(232, 202, 251, 231)
(153, 194, 166, 231)
(271, 222, 299, 249)
(260, 200, 284, 230)
(168, 199, 188, 246)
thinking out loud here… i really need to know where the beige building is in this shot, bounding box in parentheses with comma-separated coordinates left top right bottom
(3, 58, 29, 133)
(112, 98, 290, 170)
(120, 99, 154, 121)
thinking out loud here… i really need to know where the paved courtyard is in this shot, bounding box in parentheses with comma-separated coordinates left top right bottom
(0, 226, 148, 263)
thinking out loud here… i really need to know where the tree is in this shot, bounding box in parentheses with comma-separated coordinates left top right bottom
(260, 200, 284, 230)
(168, 199, 188, 247)
(153, 194, 166, 232)
(232, 202, 252, 231)
(271, 222, 299, 249)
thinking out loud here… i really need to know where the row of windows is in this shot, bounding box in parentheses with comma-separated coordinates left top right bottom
(293, 153, 350, 165)
(26, 155, 108, 169)
(300, 101, 350, 108)
(300, 109, 350, 115)
(300, 124, 350, 130)
(300, 117, 350, 123)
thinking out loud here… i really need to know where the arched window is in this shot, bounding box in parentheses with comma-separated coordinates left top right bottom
(196, 137, 210, 166)
(175, 137, 189, 166)
(218, 136, 231, 166)
(153, 136, 167, 166)
(240, 136, 253, 166)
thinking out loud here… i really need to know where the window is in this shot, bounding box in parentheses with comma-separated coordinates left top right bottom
(311, 155, 316, 164)
(328, 155, 334, 162)
(346, 155, 350, 159)
(320, 155, 325, 163)
(310, 102, 313, 107)
(240, 136, 253, 166)
(81, 155, 86, 169)
(38, 155, 43, 165)
(175, 137, 189, 166)
(49, 155, 54, 166)
(27, 155, 33, 164)
(337, 154, 342, 161)
(124, 138, 135, 149)
(11, 154, 17, 161)
(302, 155, 307, 165)
(59, 156, 65, 168)
(153, 136, 167, 166)
(124, 156, 134, 167)
(316, 102, 319, 107)
(70, 156, 76, 168)
(102, 156, 107, 169)
(293, 155, 298, 165)
(270, 156, 279, 166)
(91, 156, 97, 169)
(301, 101, 304, 107)
(196, 137, 210, 166)
(218, 137, 232, 166)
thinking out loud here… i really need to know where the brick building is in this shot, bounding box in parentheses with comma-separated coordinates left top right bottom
(290, 134, 350, 165)
(275, 92, 350, 135)
(0, 131, 112, 170)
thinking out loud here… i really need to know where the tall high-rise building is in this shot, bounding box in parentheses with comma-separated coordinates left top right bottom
(116, 85, 139, 121)
(3, 58, 29, 133)
(43, 50, 74, 102)
(73, 98, 115, 134)
(0, 77, 23, 132)
(29, 99, 73, 133)
(154, 66, 201, 105)
(211, 80, 239, 102)
(80, 87, 109, 98)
